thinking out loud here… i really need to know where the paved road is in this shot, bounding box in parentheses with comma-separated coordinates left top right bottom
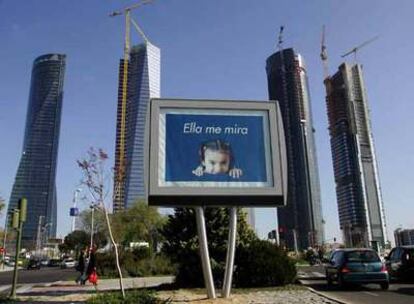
(298, 265, 414, 304)
(0, 267, 77, 286)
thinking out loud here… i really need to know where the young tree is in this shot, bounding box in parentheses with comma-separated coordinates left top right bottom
(77, 148, 125, 298)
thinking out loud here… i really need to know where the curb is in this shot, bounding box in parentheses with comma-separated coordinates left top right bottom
(307, 286, 349, 304)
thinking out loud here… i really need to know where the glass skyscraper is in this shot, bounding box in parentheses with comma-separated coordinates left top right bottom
(8, 54, 66, 246)
(266, 48, 324, 250)
(324, 63, 387, 248)
(113, 42, 160, 211)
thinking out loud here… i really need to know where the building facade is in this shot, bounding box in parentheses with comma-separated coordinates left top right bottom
(324, 63, 387, 248)
(394, 228, 414, 246)
(8, 54, 66, 246)
(266, 48, 324, 250)
(113, 42, 160, 211)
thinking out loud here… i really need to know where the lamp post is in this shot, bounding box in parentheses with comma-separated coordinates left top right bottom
(10, 198, 27, 299)
(71, 189, 82, 232)
(2, 211, 12, 269)
(89, 204, 96, 252)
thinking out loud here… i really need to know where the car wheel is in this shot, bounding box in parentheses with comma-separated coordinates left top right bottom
(326, 272, 333, 286)
(380, 282, 389, 290)
(338, 275, 347, 289)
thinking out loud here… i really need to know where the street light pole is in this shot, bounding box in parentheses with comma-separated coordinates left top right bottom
(90, 204, 95, 252)
(71, 189, 81, 232)
(10, 198, 27, 299)
(2, 212, 11, 269)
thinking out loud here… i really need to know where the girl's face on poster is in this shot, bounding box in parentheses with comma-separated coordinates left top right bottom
(203, 149, 230, 174)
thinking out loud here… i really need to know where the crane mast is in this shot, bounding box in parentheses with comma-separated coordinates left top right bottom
(320, 25, 330, 80)
(110, 0, 153, 211)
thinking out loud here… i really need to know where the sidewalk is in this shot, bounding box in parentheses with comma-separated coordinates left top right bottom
(0, 265, 17, 272)
(12, 276, 175, 303)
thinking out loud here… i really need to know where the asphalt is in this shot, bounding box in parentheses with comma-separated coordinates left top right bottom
(0, 267, 77, 285)
(298, 265, 414, 304)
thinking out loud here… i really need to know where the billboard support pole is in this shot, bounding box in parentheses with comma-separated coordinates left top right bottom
(195, 207, 216, 299)
(222, 207, 237, 298)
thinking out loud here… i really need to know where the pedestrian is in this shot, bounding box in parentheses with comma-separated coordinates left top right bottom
(86, 245, 98, 286)
(75, 249, 86, 285)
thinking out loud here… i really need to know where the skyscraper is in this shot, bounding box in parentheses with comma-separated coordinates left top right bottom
(8, 54, 66, 246)
(113, 42, 160, 211)
(266, 48, 324, 250)
(324, 63, 387, 248)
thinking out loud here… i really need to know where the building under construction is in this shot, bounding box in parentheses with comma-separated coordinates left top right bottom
(324, 63, 387, 248)
(113, 43, 160, 211)
(266, 48, 325, 250)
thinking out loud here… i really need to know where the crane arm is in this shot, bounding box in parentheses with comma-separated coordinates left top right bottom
(109, 0, 153, 17)
(130, 17, 150, 44)
(341, 35, 379, 58)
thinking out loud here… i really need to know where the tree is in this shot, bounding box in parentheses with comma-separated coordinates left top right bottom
(0, 195, 5, 217)
(111, 201, 166, 250)
(78, 208, 107, 234)
(77, 147, 125, 297)
(161, 207, 257, 287)
(59, 230, 90, 256)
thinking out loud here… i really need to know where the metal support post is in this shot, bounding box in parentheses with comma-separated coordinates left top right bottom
(222, 207, 237, 298)
(10, 198, 26, 299)
(10, 217, 22, 298)
(90, 205, 95, 251)
(195, 207, 216, 299)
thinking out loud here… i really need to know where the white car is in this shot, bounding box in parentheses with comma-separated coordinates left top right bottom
(60, 258, 77, 269)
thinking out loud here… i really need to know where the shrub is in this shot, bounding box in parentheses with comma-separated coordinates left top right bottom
(95, 250, 174, 278)
(161, 208, 257, 288)
(86, 289, 165, 304)
(234, 240, 297, 287)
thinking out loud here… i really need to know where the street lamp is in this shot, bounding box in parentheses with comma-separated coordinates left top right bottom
(70, 189, 82, 232)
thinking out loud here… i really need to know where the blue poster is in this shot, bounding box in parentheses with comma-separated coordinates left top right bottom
(164, 113, 268, 183)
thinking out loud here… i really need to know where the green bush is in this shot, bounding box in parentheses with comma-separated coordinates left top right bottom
(86, 289, 166, 304)
(161, 208, 257, 288)
(234, 240, 297, 287)
(95, 250, 174, 278)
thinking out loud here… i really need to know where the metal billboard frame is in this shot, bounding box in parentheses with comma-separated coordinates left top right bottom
(147, 98, 286, 207)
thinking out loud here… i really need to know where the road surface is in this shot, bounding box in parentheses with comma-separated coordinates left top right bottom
(298, 265, 414, 304)
(0, 267, 76, 286)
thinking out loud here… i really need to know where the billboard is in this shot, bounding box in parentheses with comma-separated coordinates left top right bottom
(147, 99, 286, 207)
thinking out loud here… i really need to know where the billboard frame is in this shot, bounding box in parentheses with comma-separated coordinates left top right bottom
(147, 98, 286, 207)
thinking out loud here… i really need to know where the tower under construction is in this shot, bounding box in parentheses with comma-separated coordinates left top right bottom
(266, 48, 325, 250)
(113, 42, 160, 211)
(324, 63, 387, 248)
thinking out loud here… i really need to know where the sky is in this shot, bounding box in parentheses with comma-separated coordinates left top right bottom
(1, 0, 413, 243)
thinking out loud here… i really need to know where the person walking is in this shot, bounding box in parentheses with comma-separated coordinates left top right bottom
(86, 245, 98, 286)
(75, 249, 86, 285)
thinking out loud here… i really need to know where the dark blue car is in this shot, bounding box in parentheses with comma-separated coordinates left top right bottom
(325, 248, 389, 290)
(385, 246, 414, 281)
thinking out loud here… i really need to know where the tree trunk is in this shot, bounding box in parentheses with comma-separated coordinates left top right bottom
(102, 205, 125, 298)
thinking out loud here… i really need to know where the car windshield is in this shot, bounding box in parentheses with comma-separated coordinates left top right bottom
(346, 250, 380, 262)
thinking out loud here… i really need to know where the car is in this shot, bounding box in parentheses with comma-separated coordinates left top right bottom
(27, 258, 41, 270)
(60, 258, 77, 269)
(6, 258, 23, 267)
(325, 248, 389, 290)
(385, 245, 414, 281)
(48, 258, 62, 267)
(40, 259, 50, 267)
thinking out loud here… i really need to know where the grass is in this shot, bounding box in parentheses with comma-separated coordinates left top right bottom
(86, 289, 169, 304)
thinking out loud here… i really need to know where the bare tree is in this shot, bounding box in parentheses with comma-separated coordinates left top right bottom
(77, 148, 125, 298)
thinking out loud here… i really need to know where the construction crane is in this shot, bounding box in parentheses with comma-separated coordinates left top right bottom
(341, 35, 379, 61)
(320, 25, 330, 80)
(109, 0, 153, 210)
(277, 26, 284, 51)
